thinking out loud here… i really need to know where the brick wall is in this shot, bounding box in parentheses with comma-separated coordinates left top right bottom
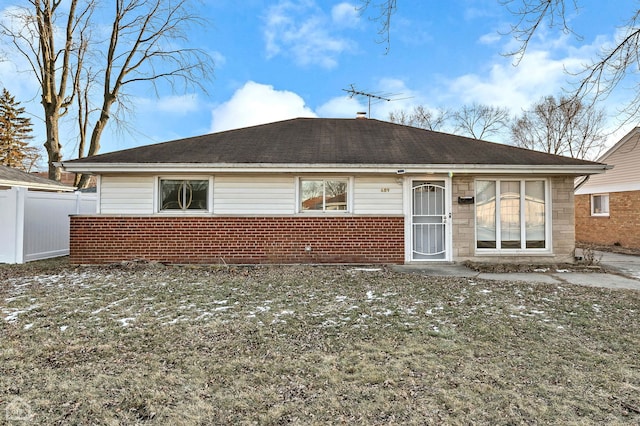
(70, 216, 405, 264)
(575, 191, 640, 249)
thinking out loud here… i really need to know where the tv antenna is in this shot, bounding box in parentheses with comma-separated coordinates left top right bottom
(342, 84, 393, 118)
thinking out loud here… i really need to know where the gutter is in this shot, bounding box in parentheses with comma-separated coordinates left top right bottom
(0, 179, 76, 192)
(57, 162, 611, 176)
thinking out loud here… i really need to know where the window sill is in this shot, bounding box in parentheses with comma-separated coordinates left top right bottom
(157, 210, 212, 215)
(474, 250, 552, 257)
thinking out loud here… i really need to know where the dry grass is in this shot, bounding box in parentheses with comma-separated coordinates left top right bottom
(2, 259, 640, 424)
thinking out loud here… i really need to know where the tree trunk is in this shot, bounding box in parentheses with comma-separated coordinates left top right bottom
(43, 106, 62, 181)
(77, 102, 113, 189)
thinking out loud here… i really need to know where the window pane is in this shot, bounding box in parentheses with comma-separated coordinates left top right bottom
(186, 180, 209, 210)
(592, 194, 609, 215)
(160, 179, 208, 211)
(160, 180, 182, 210)
(476, 180, 496, 248)
(413, 183, 445, 216)
(301, 180, 324, 211)
(500, 181, 521, 249)
(325, 180, 347, 210)
(593, 196, 602, 213)
(525, 181, 545, 248)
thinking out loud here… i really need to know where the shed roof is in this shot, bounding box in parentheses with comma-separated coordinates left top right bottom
(61, 118, 606, 173)
(0, 165, 75, 191)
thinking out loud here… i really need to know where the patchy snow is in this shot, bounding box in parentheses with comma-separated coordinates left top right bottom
(3, 304, 40, 323)
(118, 317, 136, 327)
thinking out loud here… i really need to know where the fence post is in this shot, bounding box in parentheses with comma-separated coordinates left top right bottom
(75, 191, 81, 214)
(14, 187, 26, 264)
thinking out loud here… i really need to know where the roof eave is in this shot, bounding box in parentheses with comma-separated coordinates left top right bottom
(0, 179, 76, 192)
(59, 162, 610, 176)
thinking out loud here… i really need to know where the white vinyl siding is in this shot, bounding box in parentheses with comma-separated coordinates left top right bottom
(353, 176, 403, 215)
(100, 175, 155, 214)
(214, 175, 296, 214)
(97, 174, 408, 215)
(576, 131, 640, 194)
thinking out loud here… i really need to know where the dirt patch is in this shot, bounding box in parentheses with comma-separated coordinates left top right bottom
(463, 261, 604, 274)
(577, 243, 640, 257)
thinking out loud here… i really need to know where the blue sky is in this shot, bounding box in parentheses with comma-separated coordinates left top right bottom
(0, 0, 635, 159)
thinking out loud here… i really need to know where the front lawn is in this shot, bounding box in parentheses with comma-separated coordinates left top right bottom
(2, 260, 639, 424)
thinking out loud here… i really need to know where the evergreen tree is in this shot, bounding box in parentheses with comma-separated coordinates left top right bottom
(0, 88, 38, 171)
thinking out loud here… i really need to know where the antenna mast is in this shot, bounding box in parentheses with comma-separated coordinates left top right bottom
(342, 84, 391, 118)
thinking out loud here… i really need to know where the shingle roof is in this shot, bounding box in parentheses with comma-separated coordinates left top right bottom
(0, 165, 75, 191)
(62, 117, 603, 167)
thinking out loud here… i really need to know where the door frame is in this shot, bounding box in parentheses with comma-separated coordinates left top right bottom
(403, 175, 453, 263)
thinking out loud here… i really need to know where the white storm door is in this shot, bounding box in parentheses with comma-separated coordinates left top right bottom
(412, 181, 448, 260)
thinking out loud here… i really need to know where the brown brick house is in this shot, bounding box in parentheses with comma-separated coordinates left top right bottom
(59, 117, 607, 264)
(575, 127, 640, 249)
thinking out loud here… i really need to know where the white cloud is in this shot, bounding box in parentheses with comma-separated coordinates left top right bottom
(263, 0, 355, 68)
(478, 32, 501, 45)
(316, 96, 364, 118)
(210, 51, 227, 68)
(210, 81, 316, 132)
(331, 2, 359, 28)
(155, 94, 200, 114)
(444, 35, 602, 112)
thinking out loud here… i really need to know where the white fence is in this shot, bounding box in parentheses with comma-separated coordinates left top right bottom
(0, 187, 97, 264)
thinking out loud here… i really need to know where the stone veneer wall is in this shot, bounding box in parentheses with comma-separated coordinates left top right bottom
(451, 175, 576, 263)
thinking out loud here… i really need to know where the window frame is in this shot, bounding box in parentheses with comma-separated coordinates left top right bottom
(155, 176, 214, 214)
(297, 177, 352, 213)
(474, 178, 551, 254)
(590, 193, 610, 217)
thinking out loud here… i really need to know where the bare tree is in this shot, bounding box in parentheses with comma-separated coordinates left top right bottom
(1, 0, 213, 186)
(510, 95, 606, 159)
(358, 0, 397, 52)
(453, 103, 511, 140)
(388, 105, 451, 131)
(502, 1, 640, 123)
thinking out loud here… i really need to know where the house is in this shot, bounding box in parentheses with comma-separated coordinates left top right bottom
(575, 127, 640, 249)
(0, 165, 76, 192)
(32, 170, 96, 189)
(0, 165, 96, 264)
(58, 117, 608, 265)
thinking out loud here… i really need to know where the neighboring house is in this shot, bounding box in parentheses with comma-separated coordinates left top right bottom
(32, 170, 97, 189)
(0, 165, 96, 264)
(575, 127, 640, 249)
(0, 165, 76, 192)
(59, 117, 607, 265)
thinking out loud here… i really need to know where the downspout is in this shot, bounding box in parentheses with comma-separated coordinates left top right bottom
(574, 175, 590, 192)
